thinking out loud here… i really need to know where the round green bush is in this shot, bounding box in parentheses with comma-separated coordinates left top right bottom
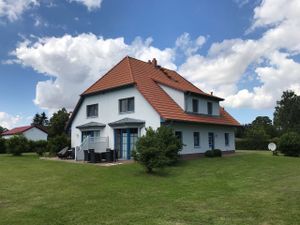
(278, 132, 300, 157)
(6, 135, 29, 156)
(213, 149, 222, 157)
(205, 150, 214, 157)
(205, 149, 222, 157)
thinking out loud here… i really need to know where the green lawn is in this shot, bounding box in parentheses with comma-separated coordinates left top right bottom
(0, 151, 299, 225)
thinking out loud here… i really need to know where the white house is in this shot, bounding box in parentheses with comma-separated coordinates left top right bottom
(1, 125, 48, 141)
(67, 56, 240, 160)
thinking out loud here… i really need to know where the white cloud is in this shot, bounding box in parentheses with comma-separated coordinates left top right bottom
(13, 33, 176, 112)
(0, 112, 22, 129)
(175, 32, 206, 56)
(179, 0, 300, 109)
(0, 0, 39, 22)
(69, 0, 102, 11)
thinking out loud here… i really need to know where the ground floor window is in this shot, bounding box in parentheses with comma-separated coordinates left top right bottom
(81, 130, 100, 142)
(175, 131, 183, 144)
(193, 132, 200, 147)
(208, 132, 215, 149)
(225, 133, 229, 146)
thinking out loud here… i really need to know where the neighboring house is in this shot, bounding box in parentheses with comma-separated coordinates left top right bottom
(1, 125, 48, 141)
(67, 56, 240, 160)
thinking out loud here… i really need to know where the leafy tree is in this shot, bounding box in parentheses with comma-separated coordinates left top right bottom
(47, 134, 70, 155)
(274, 90, 300, 133)
(0, 126, 8, 134)
(132, 126, 182, 173)
(32, 112, 49, 126)
(235, 124, 251, 138)
(6, 135, 29, 156)
(48, 108, 70, 137)
(278, 132, 300, 157)
(251, 116, 277, 138)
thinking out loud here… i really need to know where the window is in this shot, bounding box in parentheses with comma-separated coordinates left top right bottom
(225, 133, 229, 146)
(208, 132, 214, 149)
(192, 99, 199, 113)
(193, 132, 200, 147)
(207, 102, 213, 115)
(87, 104, 98, 118)
(81, 130, 100, 142)
(175, 131, 182, 144)
(119, 97, 134, 113)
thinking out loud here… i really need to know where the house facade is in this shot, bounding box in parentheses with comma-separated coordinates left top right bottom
(1, 125, 48, 141)
(67, 56, 240, 160)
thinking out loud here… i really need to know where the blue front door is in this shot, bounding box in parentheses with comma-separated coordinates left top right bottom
(115, 128, 138, 160)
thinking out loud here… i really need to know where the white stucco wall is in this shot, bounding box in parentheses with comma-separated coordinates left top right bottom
(170, 123, 235, 154)
(186, 96, 220, 116)
(71, 85, 161, 149)
(159, 84, 185, 109)
(23, 127, 48, 141)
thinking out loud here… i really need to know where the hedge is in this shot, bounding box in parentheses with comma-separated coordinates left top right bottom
(236, 139, 269, 150)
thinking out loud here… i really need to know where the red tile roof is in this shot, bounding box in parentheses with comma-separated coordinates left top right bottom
(81, 56, 240, 127)
(1, 125, 48, 136)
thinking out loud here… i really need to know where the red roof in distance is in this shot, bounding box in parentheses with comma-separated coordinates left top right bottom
(1, 125, 48, 136)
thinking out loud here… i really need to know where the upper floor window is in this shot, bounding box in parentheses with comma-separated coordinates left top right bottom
(193, 132, 200, 147)
(119, 97, 134, 113)
(207, 102, 213, 115)
(87, 104, 98, 118)
(225, 133, 229, 146)
(192, 99, 199, 113)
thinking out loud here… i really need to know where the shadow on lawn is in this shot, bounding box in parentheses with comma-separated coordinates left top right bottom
(133, 159, 190, 177)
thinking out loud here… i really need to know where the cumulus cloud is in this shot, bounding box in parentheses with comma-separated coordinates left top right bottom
(179, 0, 300, 109)
(13, 33, 176, 112)
(0, 112, 22, 129)
(69, 0, 102, 11)
(175, 32, 206, 56)
(0, 0, 39, 22)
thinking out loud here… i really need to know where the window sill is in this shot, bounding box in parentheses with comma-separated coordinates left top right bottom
(119, 111, 134, 115)
(86, 116, 98, 119)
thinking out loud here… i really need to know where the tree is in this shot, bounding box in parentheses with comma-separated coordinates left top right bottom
(48, 108, 70, 137)
(0, 126, 8, 134)
(32, 112, 49, 126)
(132, 126, 182, 173)
(274, 90, 300, 133)
(251, 116, 277, 138)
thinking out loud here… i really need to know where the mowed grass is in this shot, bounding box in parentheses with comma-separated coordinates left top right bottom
(0, 151, 299, 225)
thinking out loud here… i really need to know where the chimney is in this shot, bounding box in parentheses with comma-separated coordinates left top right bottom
(210, 91, 213, 95)
(152, 58, 157, 67)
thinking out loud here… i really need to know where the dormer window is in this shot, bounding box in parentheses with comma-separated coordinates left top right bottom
(87, 104, 98, 118)
(192, 99, 199, 113)
(119, 97, 134, 113)
(207, 102, 213, 115)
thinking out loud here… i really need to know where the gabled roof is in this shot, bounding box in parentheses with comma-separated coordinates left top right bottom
(68, 56, 240, 128)
(1, 125, 48, 136)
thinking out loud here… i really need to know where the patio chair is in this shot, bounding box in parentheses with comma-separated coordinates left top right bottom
(57, 147, 69, 159)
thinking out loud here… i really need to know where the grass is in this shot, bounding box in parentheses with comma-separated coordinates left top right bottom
(0, 151, 299, 225)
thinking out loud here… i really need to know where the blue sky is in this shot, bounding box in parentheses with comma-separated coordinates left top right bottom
(0, 0, 299, 128)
